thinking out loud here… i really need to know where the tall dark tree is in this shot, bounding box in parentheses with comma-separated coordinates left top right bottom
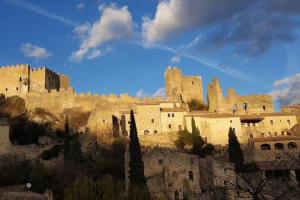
(128, 110, 150, 200)
(191, 117, 204, 155)
(64, 116, 70, 159)
(228, 127, 244, 172)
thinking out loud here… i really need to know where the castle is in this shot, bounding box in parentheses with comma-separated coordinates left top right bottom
(0, 64, 298, 146)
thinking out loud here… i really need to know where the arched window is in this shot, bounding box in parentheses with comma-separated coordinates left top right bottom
(288, 142, 297, 149)
(275, 143, 284, 150)
(144, 130, 150, 135)
(261, 144, 271, 150)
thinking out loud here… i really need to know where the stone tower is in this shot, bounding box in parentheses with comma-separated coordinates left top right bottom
(165, 66, 204, 103)
(207, 78, 223, 112)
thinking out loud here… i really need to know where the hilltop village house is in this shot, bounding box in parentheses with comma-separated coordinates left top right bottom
(0, 64, 298, 146)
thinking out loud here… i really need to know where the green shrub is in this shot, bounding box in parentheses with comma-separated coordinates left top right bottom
(9, 115, 45, 144)
(40, 145, 63, 160)
(188, 99, 208, 111)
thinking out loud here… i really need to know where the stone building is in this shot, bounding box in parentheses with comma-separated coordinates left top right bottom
(282, 104, 300, 123)
(0, 64, 70, 96)
(207, 78, 274, 114)
(185, 112, 297, 146)
(165, 66, 204, 103)
(125, 148, 201, 200)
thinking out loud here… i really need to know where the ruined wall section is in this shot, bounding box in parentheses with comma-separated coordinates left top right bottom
(165, 66, 203, 103)
(282, 105, 300, 123)
(208, 78, 274, 114)
(0, 64, 30, 96)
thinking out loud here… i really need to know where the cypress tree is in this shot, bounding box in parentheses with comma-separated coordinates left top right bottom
(64, 116, 70, 159)
(128, 110, 149, 200)
(228, 127, 244, 172)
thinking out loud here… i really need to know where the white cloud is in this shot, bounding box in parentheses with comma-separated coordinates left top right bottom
(4, 0, 77, 27)
(20, 43, 52, 60)
(77, 3, 85, 11)
(136, 89, 148, 98)
(142, 0, 253, 44)
(170, 55, 180, 64)
(70, 4, 134, 61)
(270, 73, 300, 105)
(152, 87, 166, 97)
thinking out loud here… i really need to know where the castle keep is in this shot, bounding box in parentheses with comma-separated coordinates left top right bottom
(165, 66, 204, 103)
(0, 64, 70, 96)
(0, 64, 298, 146)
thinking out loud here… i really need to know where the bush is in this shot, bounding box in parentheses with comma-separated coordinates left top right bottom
(175, 129, 193, 151)
(64, 175, 125, 200)
(188, 99, 208, 111)
(9, 115, 45, 145)
(0, 160, 32, 186)
(0, 95, 25, 117)
(40, 145, 63, 160)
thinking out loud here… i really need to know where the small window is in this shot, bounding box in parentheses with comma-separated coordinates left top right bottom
(287, 120, 291, 125)
(168, 113, 170, 117)
(158, 159, 163, 165)
(178, 125, 182, 131)
(288, 142, 297, 149)
(144, 130, 150, 135)
(250, 134, 253, 138)
(168, 124, 172, 129)
(188, 171, 193, 180)
(281, 131, 284, 136)
(16, 87, 18, 90)
(102, 120, 106, 123)
(192, 81, 194, 84)
(48, 76, 51, 81)
(261, 133, 265, 137)
(243, 103, 248, 110)
(151, 119, 154, 123)
(19, 77, 22, 81)
(263, 105, 266, 111)
(270, 120, 274, 125)
(261, 144, 271, 150)
(128, 121, 130, 124)
(230, 120, 232, 123)
(274, 132, 277, 136)
(172, 113, 175, 117)
(5, 88, 8, 91)
(154, 130, 158, 134)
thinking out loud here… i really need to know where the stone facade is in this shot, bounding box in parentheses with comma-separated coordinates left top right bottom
(125, 148, 201, 200)
(165, 66, 203, 103)
(208, 78, 274, 114)
(282, 104, 300, 123)
(0, 64, 70, 96)
(185, 112, 297, 146)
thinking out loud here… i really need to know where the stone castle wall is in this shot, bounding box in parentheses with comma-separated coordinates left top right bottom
(282, 105, 300, 123)
(0, 64, 69, 96)
(208, 78, 274, 114)
(0, 64, 30, 96)
(165, 66, 203, 103)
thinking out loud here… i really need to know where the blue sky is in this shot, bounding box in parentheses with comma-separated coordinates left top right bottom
(0, 0, 300, 108)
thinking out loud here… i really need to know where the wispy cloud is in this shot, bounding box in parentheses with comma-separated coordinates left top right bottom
(4, 0, 77, 27)
(20, 43, 52, 60)
(134, 41, 255, 83)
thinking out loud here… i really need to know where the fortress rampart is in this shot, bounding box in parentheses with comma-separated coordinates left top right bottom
(207, 78, 274, 114)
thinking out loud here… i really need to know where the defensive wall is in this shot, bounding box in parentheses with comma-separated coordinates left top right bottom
(207, 78, 274, 114)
